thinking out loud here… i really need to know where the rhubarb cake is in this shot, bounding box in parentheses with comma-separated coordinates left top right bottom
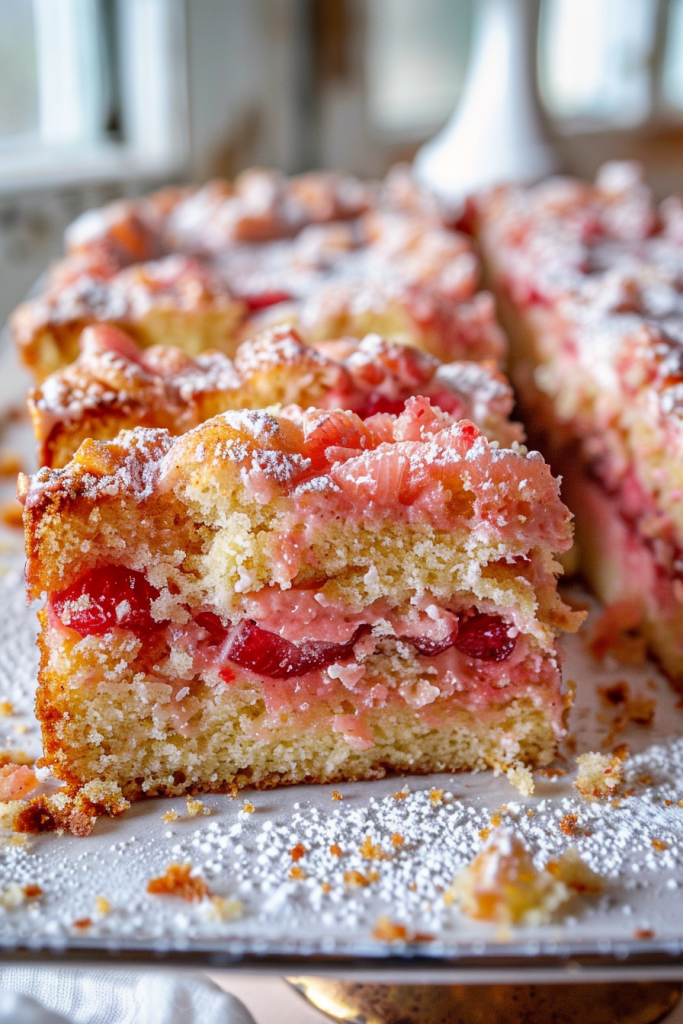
(12, 168, 504, 382)
(29, 322, 522, 469)
(475, 161, 683, 684)
(19, 398, 581, 799)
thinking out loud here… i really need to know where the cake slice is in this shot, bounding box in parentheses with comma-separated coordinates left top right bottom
(20, 399, 581, 800)
(12, 168, 504, 381)
(475, 161, 683, 684)
(29, 323, 522, 469)
(11, 255, 247, 382)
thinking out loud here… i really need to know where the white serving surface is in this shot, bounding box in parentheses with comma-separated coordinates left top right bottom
(0, 337, 682, 979)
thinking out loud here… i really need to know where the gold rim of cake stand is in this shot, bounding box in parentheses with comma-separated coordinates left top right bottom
(288, 977, 682, 1024)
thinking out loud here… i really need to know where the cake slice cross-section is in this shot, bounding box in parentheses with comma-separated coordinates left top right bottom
(20, 399, 582, 799)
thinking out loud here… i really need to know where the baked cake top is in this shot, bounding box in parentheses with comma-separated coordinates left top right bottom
(29, 323, 522, 468)
(13, 166, 509, 385)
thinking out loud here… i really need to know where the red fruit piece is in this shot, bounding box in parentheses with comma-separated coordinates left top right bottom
(402, 629, 459, 657)
(349, 336, 437, 390)
(454, 614, 515, 662)
(423, 388, 464, 418)
(195, 611, 229, 644)
(52, 565, 160, 637)
(359, 394, 407, 419)
(223, 619, 369, 679)
(242, 290, 293, 311)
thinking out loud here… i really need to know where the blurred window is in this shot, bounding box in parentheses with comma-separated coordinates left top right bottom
(366, 0, 473, 136)
(538, 0, 658, 125)
(663, 0, 683, 109)
(0, 0, 187, 189)
(0, 0, 39, 145)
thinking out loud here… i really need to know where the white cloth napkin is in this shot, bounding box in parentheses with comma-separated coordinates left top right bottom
(0, 968, 256, 1024)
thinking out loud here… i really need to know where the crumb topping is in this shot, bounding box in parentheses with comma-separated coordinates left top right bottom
(146, 863, 210, 902)
(574, 752, 624, 800)
(446, 827, 602, 925)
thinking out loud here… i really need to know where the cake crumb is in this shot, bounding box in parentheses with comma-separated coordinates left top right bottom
(635, 928, 655, 939)
(95, 896, 111, 915)
(373, 916, 408, 941)
(0, 883, 25, 909)
(574, 752, 624, 800)
(627, 694, 656, 726)
(391, 833, 404, 848)
(429, 788, 444, 805)
(162, 809, 180, 823)
(330, 844, 343, 857)
(242, 801, 255, 814)
(0, 701, 14, 716)
(537, 766, 567, 779)
(147, 863, 210, 902)
(652, 839, 668, 851)
(392, 786, 409, 800)
(506, 764, 534, 796)
(599, 681, 629, 705)
(186, 798, 211, 817)
(288, 865, 307, 881)
(290, 843, 306, 862)
(546, 848, 603, 894)
(22, 884, 42, 899)
(73, 918, 92, 929)
(372, 916, 435, 942)
(559, 813, 579, 836)
(321, 882, 331, 893)
(332, 791, 343, 801)
(12, 723, 28, 736)
(344, 869, 371, 889)
(2, 835, 28, 849)
(445, 829, 570, 925)
(202, 895, 243, 922)
(360, 835, 392, 861)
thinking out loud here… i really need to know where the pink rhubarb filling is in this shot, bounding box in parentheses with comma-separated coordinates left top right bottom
(50, 564, 518, 677)
(47, 563, 565, 747)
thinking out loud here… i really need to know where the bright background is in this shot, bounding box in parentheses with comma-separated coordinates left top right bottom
(2, 0, 683, 326)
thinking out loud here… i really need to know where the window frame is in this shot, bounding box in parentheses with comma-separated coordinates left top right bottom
(0, 0, 189, 195)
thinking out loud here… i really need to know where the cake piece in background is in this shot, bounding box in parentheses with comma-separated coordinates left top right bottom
(11, 256, 246, 383)
(476, 161, 683, 687)
(29, 323, 522, 470)
(20, 399, 581, 801)
(12, 167, 505, 382)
